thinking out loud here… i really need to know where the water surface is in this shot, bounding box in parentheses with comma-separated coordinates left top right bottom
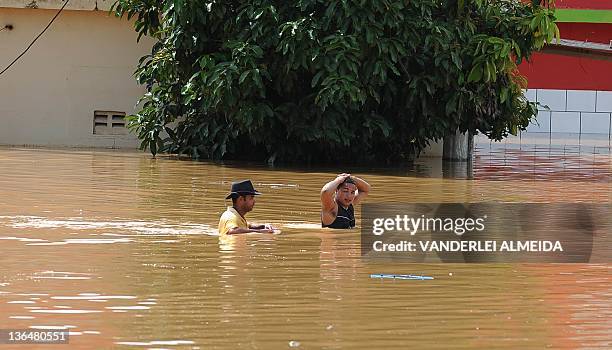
(0, 146, 610, 349)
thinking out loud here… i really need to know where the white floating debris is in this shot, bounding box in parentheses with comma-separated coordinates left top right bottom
(32, 276, 91, 280)
(4, 216, 214, 236)
(63, 238, 132, 244)
(7, 300, 36, 304)
(27, 242, 68, 246)
(105, 306, 150, 310)
(30, 309, 102, 314)
(17, 293, 49, 296)
(29, 325, 70, 330)
(52, 295, 136, 300)
(115, 340, 194, 346)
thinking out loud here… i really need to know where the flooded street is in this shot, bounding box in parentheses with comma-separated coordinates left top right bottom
(0, 145, 610, 349)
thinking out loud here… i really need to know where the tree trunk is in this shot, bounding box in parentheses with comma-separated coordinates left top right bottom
(443, 129, 473, 161)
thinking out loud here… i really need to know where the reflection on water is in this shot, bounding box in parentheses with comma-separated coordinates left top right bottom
(0, 146, 610, 349)
(475, 144, 612, 182)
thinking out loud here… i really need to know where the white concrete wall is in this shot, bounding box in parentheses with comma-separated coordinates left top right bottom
(525, 88, 612, 137)
(0, 7, 153, 148)
(1, 0, 113, 11)
(475, 89, 612, 150)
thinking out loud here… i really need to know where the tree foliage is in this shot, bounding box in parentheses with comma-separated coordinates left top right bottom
(112, 0, 558, 163)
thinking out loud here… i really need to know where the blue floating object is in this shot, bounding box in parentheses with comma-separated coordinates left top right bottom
(370, 273, 434, 280)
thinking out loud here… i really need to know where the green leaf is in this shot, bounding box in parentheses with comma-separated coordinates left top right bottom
(150, 139, 157, 156)
(239, 70, 250, 84)
(467, 65, 482, 83)
(311, 71, 324, 87)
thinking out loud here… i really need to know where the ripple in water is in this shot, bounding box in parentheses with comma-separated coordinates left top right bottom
(0, 216, 216, 236)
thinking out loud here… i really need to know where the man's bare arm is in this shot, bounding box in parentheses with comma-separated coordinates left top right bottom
(320, 173, 350, 210)
(227, 226, 274, 234)
(351, 176, 371, 205)
(248, 223, 276, 231)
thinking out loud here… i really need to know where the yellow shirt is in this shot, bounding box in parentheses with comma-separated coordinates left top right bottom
(218, 206, 248, 235)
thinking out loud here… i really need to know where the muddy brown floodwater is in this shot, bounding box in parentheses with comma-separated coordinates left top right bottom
(0, 145, 610, 349)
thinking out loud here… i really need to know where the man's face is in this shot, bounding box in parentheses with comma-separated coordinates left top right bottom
(336, 183, 357, 207)
(237, 195, 256, 213)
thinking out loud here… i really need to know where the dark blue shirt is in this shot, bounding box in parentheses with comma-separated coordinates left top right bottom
(323, 203, 355, 229)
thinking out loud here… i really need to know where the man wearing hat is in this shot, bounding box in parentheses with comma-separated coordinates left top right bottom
(218, 180, 276, 235)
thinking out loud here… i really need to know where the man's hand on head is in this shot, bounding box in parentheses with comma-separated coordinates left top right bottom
(337, 173, 351, 181)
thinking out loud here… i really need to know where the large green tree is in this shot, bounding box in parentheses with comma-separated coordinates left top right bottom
(113, 0, 558, 163)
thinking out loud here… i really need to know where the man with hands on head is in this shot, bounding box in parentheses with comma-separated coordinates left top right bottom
(218, 180, 276, 235)
(321, 173, 371, 229)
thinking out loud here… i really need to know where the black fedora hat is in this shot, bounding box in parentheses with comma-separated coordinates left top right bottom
(225, 179, 262, 199)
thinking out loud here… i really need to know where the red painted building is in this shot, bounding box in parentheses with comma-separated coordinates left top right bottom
(518, 1, 612, 136)
(520, 1, 612, 91)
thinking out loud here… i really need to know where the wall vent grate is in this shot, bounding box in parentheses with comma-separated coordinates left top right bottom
(93, 111, 128, 135)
